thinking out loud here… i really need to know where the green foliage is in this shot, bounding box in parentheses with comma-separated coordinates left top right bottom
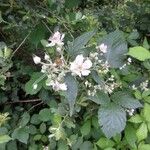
(0, 0, 150, 149)
(98, 102, 126, 138)
(128, 46, 150, 61)
(101, 30, 128, 68)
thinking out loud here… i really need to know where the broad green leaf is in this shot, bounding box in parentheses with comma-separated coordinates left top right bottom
(125, 124, 137, 148)
(0, 135, 11, 144)
(128, 114, 143, 123)
(19, 112, 30, 127)
(138, 144, 150, 150)
(39, 108, 52, 122)
(67, 30, 96, 56)
(25, 72, 46, 95)
(98, 102, 126, 138)
(91, 70, 104, 85)
(136, 123, 148, 142)
(79, 141, 93, 150)
(88, 90, 110, 105)
(57, 140, 69, 150)
(111, 91, 142, 109)
(143, 103, 150, 122)
(12, 127, 29, 144)
(29, 23, 46, 47)
(128, 46, 150, 61)
(80, 120, 91, 136)
(96, 137, 115, 149)
(100, 30, 128, 68)
(30, 114, 41, 125)
(65, 73, 78, 116)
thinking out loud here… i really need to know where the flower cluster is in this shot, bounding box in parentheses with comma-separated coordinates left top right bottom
(33, 32, 124, 96)
(86, 75, 122, 96)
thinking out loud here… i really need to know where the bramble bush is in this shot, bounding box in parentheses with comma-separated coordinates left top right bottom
(0, 0, 150, 150)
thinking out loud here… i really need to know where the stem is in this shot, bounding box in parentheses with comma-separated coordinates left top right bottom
(5, 99, 41, 104)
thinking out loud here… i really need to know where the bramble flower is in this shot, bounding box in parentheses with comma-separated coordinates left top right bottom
(127, 57, 132, 65)
(126, 109, 134, 116)
(70, 54, 92, 77)
(49, 80, 67, 91)
(33, 55, 41, 64)
(47, 31, 65, 48)
(97, 43, 107, 53)
(140, 80, 149, 91)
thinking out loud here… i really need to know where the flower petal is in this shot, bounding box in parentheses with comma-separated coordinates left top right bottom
(82, 59, 92, 69)
(75, 54, 84, 65)
(81, 70, 91, 76)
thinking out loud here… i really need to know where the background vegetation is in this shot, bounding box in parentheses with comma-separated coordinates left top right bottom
(0, 0, 150, 149)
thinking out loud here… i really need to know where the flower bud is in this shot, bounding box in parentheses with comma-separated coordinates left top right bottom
(33, 55, 41, 64)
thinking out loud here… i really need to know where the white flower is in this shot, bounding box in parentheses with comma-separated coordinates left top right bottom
(70, 54, 92, 77)
(33, 84, 38, 90)
(97, 43, 107, 53)
(33, 55, 41, 64)
(47, 31, 65, 47)
(44, 53, 50, 60)
(126, 109, 134, 116)
(47, 80, 67, 91)
(127, 57, 132, 63)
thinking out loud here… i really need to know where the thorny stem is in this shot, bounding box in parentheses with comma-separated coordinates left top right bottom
(11, 31, 31, 57)
(5, 99, 41, 104)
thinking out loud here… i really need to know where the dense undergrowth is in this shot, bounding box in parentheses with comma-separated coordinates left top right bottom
(0, 0, 150, 149)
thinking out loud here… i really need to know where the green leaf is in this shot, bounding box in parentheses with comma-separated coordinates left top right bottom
(79, 141, 93, 150)
(25, 72, 45, 95)
(65, 73, 78, 116)
(98, 102, 126, 138)
(12, 127, 29, 144)
(30, 114, 41, 125)
(91, 70, 104, 85)
(101, 30, 128, 68)
(39, 108, 52, 122)
(125, 124, 137, 148)
(40, 123, 46, 134)
(128, 46, 150, 61)
(67, 30, 96, 56)
(80, 120, 91, 136)
(65, 0, 81, 8)
(111, 91, 142, 109)
(143, 37, 150, 50)
(128, 114, 143, 123)
(136, 123, 148, 142)
(29, 23, 46, 47)
(0, 135, 11, 144)
(96, 137, 115, 149)
(88, 90, 110, 105)
(138, 144, 150, 150)
(143, 103, 150, 122)
(19, 112, 30, 127)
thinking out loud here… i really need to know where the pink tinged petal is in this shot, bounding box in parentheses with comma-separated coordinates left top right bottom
(82, 59, 92, 69)
(81, 70, 91, 76)
(75, 54, 84, 65)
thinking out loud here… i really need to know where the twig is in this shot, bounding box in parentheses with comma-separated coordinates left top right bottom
(5, 99, 41, 104)
(28, 101, 44, 112)
(11, 31, 31, 57)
